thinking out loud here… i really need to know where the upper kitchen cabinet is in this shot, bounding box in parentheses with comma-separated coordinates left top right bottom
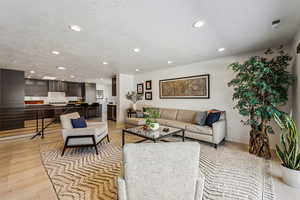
(48, 80, 67, 92)
(25, 79, 48, 96)
(66, 82, 83, 97)
(112, 76, 116, 96)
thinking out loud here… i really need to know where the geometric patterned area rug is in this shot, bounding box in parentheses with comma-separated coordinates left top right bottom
(40, 141, 274, 200)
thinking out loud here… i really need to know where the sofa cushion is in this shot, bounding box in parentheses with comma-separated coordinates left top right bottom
(125, 118, 146, 126)
(205, 112, 221, 127)
(193, 111, 207, 126)
(186, 124, 213, 135)
(166, 120, 191, 130)
(176, 110, 196, 123)
(159, 108, 178, 120)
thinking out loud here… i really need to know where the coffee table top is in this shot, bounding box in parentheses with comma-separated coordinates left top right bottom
(123, 125, 183, 140)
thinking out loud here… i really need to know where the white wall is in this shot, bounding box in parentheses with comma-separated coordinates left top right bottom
(134, 51, 293, 148)
(291, 29, 300, 144)
(117, 74, 134, 122)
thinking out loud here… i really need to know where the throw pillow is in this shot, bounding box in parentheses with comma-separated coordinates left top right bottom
(205, 112, 221, 127)
(136, 111, 144, 118)
(193, 111, 207, 126)
(71, 117, 87, 128)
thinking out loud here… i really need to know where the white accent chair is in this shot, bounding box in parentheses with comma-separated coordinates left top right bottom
(118, 142, 205, 200)
(60, 112, 109, 156)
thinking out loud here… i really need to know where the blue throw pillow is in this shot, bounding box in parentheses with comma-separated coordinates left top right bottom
(71, 117, 87, 128)
(205, 112, 221, 127)
(136, 111, 144, 118)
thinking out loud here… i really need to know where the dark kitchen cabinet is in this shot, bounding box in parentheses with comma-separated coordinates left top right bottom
(82, 83, 96, 104)
(66, 82, 83, 97)
(112, 76, 116, 96)
(107, 104, 117, 121)
(25, 79, 48, 96)
(0, 69, 25, 131)
(49, 80, 67, 92)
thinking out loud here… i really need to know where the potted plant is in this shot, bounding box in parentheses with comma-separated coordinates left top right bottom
(126, 91, 143, 111)
(273, 111, 300, 188)
(228, 47, 295, 159)
(144, 108, 160, 131)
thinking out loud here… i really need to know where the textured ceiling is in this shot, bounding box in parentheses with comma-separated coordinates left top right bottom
(0, 0, 300, 82)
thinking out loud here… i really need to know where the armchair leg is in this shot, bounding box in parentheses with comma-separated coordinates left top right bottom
(92, 136, 99, 155)
(62, 137, 71, 156)
(106, 135, 110, 142)
(61, 145, 67, 156)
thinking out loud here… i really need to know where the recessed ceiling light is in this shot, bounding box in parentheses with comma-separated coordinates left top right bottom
(102, 61, 108, 65)
(135, 69, 140, 72)
(57, 66, 66, 70)
(51, 50, 60, 55)
(100, 78, 104, 80)
(69, 25, 81, 32)
(42, 76, 56, 80)
(167, 61, 173, 64)
(70, 75, 75, 78)
(217, 47, 226, 52)
(30, 70, 35, 74)
(193, 20, 205, 28)
(133, 48, 140, 52)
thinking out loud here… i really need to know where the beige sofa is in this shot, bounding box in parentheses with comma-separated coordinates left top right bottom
(125, 107, 226, 147)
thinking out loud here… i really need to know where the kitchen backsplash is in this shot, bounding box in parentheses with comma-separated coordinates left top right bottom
(25, 92, 81, 104)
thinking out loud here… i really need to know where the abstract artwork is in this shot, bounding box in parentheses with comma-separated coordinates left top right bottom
(159, 74, 210, 99)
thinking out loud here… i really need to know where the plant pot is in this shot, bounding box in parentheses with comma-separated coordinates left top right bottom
(150, 123, 160, 131)
(281, 165, 300, 188)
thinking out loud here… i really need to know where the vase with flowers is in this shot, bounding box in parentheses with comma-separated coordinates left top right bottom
(126, 91, 143, 111)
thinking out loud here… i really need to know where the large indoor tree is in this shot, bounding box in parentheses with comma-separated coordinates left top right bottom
(228, 47, 295, 159)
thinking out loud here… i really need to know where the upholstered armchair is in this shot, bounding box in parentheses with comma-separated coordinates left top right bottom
(118, 142, 205, 200)
(60, 112, 109, 156)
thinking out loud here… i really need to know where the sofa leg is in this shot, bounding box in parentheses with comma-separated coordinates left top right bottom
(214, 144, 218, 149)
(106, 135, 110, 142)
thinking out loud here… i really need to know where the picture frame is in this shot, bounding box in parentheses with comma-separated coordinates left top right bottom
(145, 92, 152, 100)
(137, 83, 144, 94)
(145, 80, 152, 90)
(159, 74, 210, 99)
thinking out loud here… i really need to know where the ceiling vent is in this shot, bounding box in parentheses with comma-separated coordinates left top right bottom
(272, 19, 281, 29)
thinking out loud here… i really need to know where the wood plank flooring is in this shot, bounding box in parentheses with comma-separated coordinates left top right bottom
(0, 120, 299, 200)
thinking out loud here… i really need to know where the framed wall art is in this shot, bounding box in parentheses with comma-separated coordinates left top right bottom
(145, 80, 152, 90)
(145, 92, 152, 100)
(159, 74, 210, 99)
(137, 83, 144, 94)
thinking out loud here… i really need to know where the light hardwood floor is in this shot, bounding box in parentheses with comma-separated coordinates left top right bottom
(0, 120, 299, 200)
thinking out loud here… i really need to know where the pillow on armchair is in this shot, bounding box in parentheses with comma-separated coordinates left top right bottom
(71, 117, 87, 128)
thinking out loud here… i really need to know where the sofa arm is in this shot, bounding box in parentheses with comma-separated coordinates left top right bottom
(117, 177, 127, 200)
(212, 119, 226, 144)
(195, 171, 205, 200)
